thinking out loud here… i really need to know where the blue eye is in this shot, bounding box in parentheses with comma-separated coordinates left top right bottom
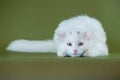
(78, 42, 84, 46)
(67, 42, 72, 46)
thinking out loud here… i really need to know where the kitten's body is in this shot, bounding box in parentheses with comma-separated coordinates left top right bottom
(6, 15, 108, 57)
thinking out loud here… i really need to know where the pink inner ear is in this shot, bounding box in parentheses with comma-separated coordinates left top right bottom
(58, 33, 66, 41)
(83, 32, 91, 40)
(83, 31, 94, 40)
(83, 32, 89, 38)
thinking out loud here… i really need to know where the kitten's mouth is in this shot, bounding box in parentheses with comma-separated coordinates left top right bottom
(65, 54, 82, 57)
(72, 53, 81, 57)
(73, 53, 78, 55)
(73, 50, 87, 57)
(65, 50, 87, 57)
(65, 54, 79, 57)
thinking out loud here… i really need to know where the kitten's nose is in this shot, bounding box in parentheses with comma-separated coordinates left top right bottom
(73, 49, 78, 54)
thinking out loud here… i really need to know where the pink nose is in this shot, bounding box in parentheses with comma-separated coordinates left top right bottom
(73, 49, 78, 54)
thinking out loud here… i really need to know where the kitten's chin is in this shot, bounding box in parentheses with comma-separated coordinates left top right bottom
(66, 54, 82, 57)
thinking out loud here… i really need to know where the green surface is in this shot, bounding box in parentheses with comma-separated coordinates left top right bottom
(0, 0, 120, 80)
(0, 52, 120, 80)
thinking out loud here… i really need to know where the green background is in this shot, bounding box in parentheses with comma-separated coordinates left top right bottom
(0, 0, 120, 53)
(0, 0, 120, 80)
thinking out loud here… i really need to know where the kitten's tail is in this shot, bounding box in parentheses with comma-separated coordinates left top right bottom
(6, 39, 56, 53)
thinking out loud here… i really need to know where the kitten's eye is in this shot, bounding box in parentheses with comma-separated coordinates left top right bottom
(78, 42, 84, 46)
(67, 42, 72, 46)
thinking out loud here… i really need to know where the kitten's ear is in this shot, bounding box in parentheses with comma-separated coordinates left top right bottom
(57, 32, 66, 41)
(83, 31, 94, 40)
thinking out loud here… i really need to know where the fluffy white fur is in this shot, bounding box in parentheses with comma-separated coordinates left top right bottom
(6, 15, 108, 57)
(6, 40, 56, 53)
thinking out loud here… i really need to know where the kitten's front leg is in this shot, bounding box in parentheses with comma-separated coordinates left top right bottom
(82, 51, 90, 57)
(57, 50, 66, 57)
(82, 50, 99, 57)
(83, 43, 108, 57)
(83, 49, 107, 57)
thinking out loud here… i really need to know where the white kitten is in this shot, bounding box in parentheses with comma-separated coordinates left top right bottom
(6, 15, 108, 57)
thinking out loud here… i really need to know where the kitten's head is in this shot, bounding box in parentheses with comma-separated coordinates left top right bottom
(59, 31, 93, 57)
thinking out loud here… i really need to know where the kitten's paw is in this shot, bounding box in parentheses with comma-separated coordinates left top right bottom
(83, 50, 103, 57)
(57, 52, 65, 57)
(82, 52, 90, 57)
(83, 51, 98, 57)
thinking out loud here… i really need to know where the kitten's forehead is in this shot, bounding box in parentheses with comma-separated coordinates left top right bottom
(67, 31, 82, 42)
(68, 31, 80, 37)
